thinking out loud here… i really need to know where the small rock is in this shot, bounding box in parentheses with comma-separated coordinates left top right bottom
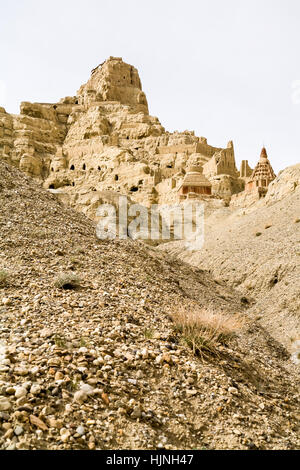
(29, 415, 48, 431)
(60, 428, 71, 443)
(40, 329, 53, 339)
(14, 426, 24, 436)
(6, 443, 16, 451)
(16, 397, 27, 407)
(73, 390, 87, 404)
(141, 348, 149, 359)
(14, 367, 29, 377)
(155, 355, 164, 365)
(15, 387, 27, 399)
(101, 393, 110, 406)
(128, 379, 137, 386)
(76, 425, 85, 436)
(131, 406, 142, 420)
(80, 384, 94, 396)
(30, 384, 41, 395)
(0, 397, 11, 411)
(55, 371, 64, 381)
(47, 358, 61, 367)
(2, 423, 12, 431)
(186, 390, 197, 397)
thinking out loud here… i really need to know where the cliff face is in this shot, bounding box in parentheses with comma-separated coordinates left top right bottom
(0, 57, 242, 215)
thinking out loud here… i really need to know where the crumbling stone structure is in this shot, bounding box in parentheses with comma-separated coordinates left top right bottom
(245, 147, 276, 194)
(231, 147, 276, 206)
(178, 166, 212, 201)
(0, 57, 252, 217)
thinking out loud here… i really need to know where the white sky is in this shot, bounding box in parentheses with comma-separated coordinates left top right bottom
(1, 0, 300, 173)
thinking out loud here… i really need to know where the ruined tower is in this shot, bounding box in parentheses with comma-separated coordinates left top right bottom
(246, 147, 276, 193)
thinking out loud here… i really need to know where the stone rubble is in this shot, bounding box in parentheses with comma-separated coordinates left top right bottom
(0, 160, 299, 450)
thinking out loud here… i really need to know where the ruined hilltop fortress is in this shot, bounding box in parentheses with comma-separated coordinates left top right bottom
(0, 57, 276, 217)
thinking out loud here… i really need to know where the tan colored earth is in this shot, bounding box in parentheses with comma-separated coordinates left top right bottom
(0, 159, 299, 450)
(0, 58, 299, 451)
(159, 164, 300, 354)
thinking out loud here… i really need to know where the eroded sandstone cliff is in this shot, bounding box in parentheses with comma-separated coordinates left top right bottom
(0, 57, 244, 217)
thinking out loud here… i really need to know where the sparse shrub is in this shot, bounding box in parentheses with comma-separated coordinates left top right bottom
(67, 379, 80, 393)
(70, 257, 82, 267)
(144, 328, 154, 339)
(32, 229, 48, 240)
(54, 273, 81, 290)
(53, 334, 67, 348)
(75, 249, 86, 255)
(80, 337, 90, 347)
(256, 232, 262, 237)
(171, 307, 245, 358)
(0, 270, 9, 287)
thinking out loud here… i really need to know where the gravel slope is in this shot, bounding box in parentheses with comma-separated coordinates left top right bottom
(0, 161, 299, 450)
(160, 166, 300, 352)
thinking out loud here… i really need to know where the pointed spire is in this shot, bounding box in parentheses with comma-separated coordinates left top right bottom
(260, 147, 268, 159)
(251, 147, 276, 184)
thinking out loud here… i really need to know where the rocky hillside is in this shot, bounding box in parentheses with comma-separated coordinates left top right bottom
(0, 160, 299, 450)
(159, 165, 300, 353)
(0, 57, 243, 217)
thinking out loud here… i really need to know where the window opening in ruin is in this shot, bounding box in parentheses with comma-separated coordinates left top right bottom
(130, 186, 139, 192)
(115, 175, 119, 181)
(70, 165, 75, 171)
(83, 164, 86, 170)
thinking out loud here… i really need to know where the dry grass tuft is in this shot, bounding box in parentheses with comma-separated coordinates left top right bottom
(54, 273, 81, 290)
(171, 307, 245, 358)
(0, 270, 9, 287)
